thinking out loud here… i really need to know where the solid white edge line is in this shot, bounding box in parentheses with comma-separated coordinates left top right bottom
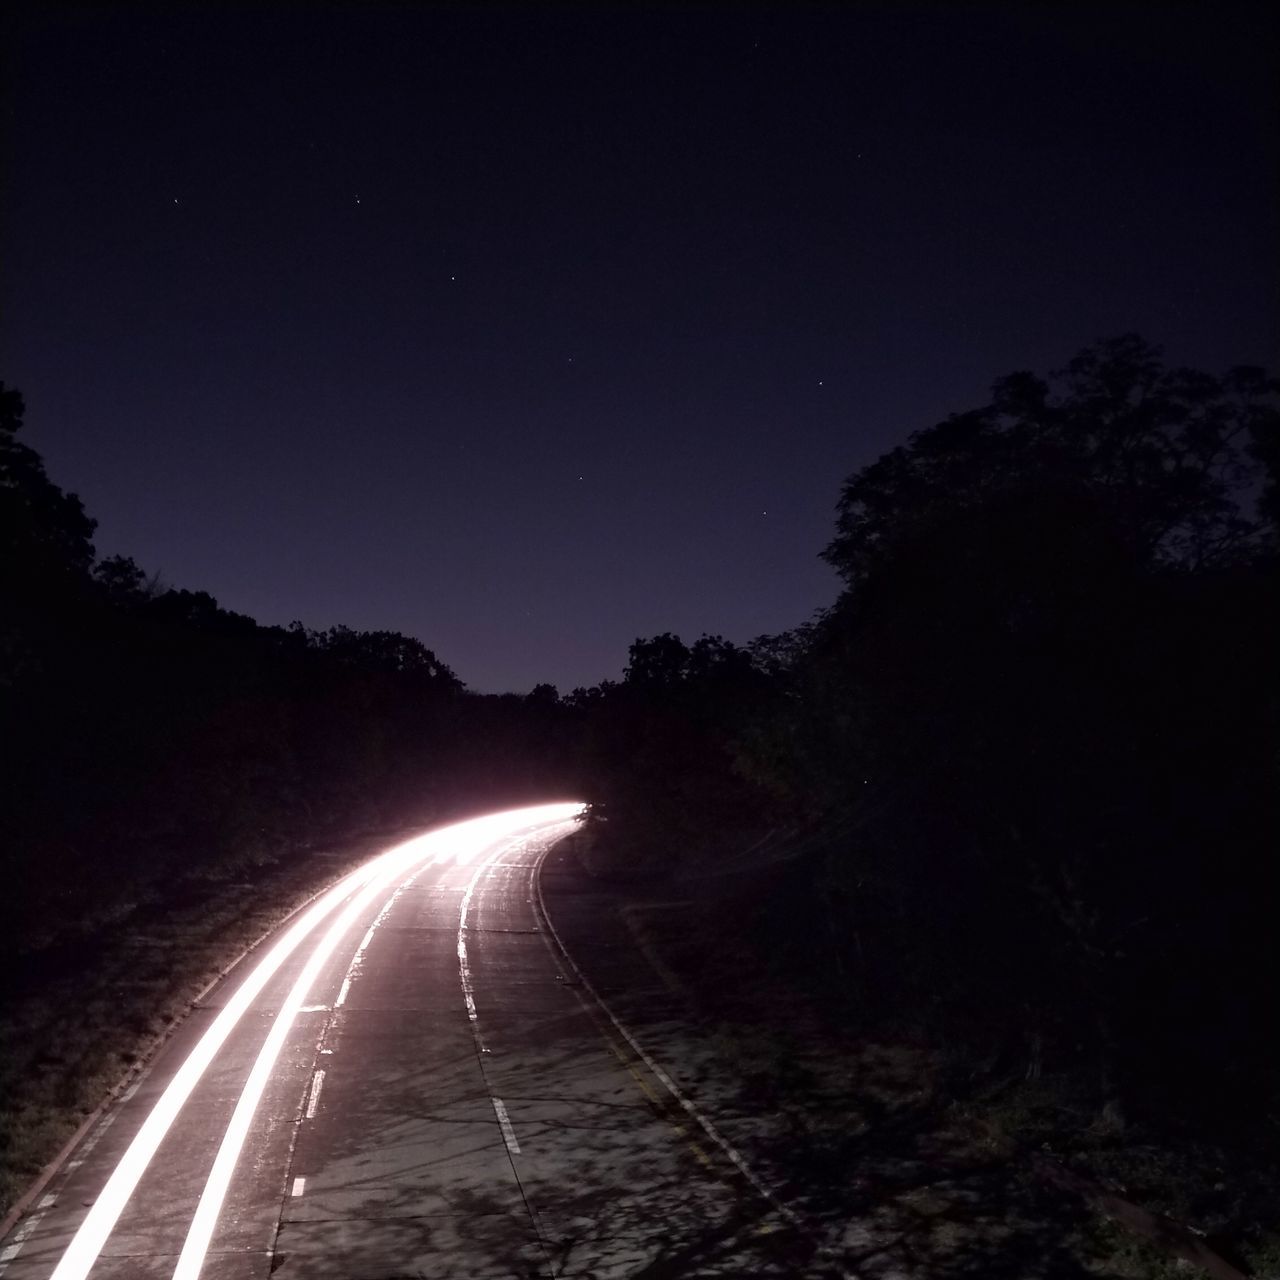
(533, 842, 852, 1270)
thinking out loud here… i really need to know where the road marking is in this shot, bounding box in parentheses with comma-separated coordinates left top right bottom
(520, 855, 715, 1170)
(532, 847, 838, 1263)
(290, 1177, 305, 1198)
(0, 1166, 67, 1273)
(333, 874, 418, 1012)
(173, 806, 581, 1280)
(457, 854, 502, 1053)
(40, 806, 580, 1280)
(172, 857, 433, 1278)
(456, 824, 576, 1053)
(46, 856, 386, 1280)
(304, 1070, 325, 1119)
(61, 1081, 134, 1177)
(0, 1213, 40, 1264)
(554, 941, 716, 1171)
(272, 870, 432, 1275)
(491, 1098, 521, 1154)
(455, 825, 582, 1280)
(621, 1063, 712, 1168)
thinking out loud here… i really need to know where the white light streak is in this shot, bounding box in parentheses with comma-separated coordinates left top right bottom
(174, 804, 581, 1280)
(47, 803, 582, 1280)
(175, 869, 399, 1279)
(48, 863, 378, 1280)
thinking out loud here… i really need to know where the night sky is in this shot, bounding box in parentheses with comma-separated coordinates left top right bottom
(3, 3, 1276, 693)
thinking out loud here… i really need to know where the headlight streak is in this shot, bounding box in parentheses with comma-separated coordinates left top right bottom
(47, 861, 377, 1280)
(174, 803, 581, 1280)
(47, 803, 582, 1280)
(170, 841, 422, 1278)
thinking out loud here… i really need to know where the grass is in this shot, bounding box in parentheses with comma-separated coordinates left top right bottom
(0, 826, 420, 1221)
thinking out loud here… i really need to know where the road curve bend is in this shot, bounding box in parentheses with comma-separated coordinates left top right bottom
(1, 803, 822, 1279)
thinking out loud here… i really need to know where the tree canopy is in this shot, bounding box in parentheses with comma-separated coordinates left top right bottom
(823, 335, 1279, 589)
(1, 382, 97, 591)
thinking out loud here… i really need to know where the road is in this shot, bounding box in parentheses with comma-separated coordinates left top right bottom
(0, 804, 817, 1279)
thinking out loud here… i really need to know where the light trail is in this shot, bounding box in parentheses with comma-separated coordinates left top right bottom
(47, 860, 378, 1280)
(173, 803, 581, 1280)
(47, 803, 582, 1280)
(171, 842, 419, 1278)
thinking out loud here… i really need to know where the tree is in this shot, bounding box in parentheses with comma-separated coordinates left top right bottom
(0, 382, 97, 591)
(93, 554, 157, 603)
(307, 625, 463, 690)
(823, 335, 1279, 588)
(623, 633, 691, 688)
(794, 336, 1279, 1119)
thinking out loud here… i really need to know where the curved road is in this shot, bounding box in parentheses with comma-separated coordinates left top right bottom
(0, 805, 813, 1279)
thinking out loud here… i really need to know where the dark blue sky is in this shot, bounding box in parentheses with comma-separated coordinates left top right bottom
(3, 3, 1276, 692)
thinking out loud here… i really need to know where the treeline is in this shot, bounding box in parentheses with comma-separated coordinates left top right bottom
(0, 383, 575, 958)
(5, 336, 1277, 1142)
(570, 336, 1279, 1141)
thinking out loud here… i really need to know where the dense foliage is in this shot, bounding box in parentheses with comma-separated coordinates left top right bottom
(574, 337, 1279, 1141)
(0, 383, 576, 959)
(4, 336, 1276, 1146)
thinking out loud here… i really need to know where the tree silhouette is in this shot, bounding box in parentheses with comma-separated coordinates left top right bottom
(0, 382, 570, 964)
(732, 337, 1280, 1135)
(823, 335, 1278, 587)
(0, 382, 97, 593)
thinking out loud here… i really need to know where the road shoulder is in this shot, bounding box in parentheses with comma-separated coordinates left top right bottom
(537, 831, 1259, 1279)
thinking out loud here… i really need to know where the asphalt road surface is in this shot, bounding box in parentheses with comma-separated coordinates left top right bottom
(0, 805, 819, 1279)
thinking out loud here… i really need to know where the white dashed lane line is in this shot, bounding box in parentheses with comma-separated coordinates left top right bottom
(304, 1070, 326, 1119)
(491, 1098, 521, 1155)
